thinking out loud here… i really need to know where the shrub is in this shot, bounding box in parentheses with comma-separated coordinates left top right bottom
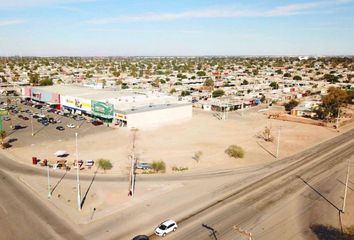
(284, 99, 299, 112)
(97, 159, 113, 173)
(193, 151, 203, 162)
(172, 166, 189, 172)
(151, 161, 166, 173)
(212, 89, 225, 98)
(225, 145, 245, 159)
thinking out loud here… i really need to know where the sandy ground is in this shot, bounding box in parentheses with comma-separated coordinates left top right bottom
(6, 108, 344, 175)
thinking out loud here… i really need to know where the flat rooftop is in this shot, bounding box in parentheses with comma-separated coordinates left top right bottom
(33, 85, 135, 100)
(32, 85, 188, 111)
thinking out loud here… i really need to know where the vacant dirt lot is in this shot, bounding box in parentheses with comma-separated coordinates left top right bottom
(5, 108, 346, 174)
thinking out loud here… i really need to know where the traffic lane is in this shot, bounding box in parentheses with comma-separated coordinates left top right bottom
(157, 141, 354, 240)
(0, 169, 84, 240)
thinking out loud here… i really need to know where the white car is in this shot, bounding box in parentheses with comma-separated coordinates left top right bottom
(67, 123, 76, 128)
(155, 220, 178, 237)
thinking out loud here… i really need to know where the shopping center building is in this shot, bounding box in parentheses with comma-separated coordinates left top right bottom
(22, 85, 192, 129)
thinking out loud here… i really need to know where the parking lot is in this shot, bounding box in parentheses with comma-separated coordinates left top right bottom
(1, 96, 114, 152)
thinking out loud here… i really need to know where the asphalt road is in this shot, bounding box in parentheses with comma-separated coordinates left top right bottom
(0, 104, 353, 240)
(147, 131, 354, 240)
(0, 169, 84, 240)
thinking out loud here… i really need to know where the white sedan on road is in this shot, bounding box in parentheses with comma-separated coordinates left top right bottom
(155, 219, 178, 237)
(67, 123, 76, 128)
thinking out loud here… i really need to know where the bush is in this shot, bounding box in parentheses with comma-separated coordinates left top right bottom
(284, 99, 299, 112)
(97, 159, 113, 173)
(225, 145, 245, 159)
(212, 89, 225, 98)
(193, 151, 203, 162)
(151, 161, 166, 173)
(171, 166, 189, 172)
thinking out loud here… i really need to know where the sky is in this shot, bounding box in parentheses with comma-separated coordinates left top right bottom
(0, 0, 354, 56)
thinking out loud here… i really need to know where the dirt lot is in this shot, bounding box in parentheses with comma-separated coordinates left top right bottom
(3, 105, 346, 175)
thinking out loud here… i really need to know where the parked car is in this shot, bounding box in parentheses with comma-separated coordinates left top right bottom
(22, 116, 29, 120)
(56, 126, 65, 131)
(155, 220, 177, 237)
(3, 116, 10, 121)
(42, 121, 49, 126)
(67, 123, 76, 128)
(136, 162, 152, 170)
(92, 120, 103, 126)
(85, 160, 95, 167)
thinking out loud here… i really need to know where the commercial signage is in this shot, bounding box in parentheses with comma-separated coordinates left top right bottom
(61, 96, 91, 112)
(91, 101, 114, 118)
(115, 113, 127, 120)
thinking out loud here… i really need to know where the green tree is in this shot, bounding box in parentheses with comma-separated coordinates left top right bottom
(316, 87, 348, 119)
(225, 145, 245, 159)
(196, 71, 206, 76)
(151, 161, 166, 173)
(241, 80, 249, 85)
(293, 75, 302, 80)
(284, 99, 299, 112)
(212, 89, 225, 98)
(39, 78, 53, 86)
(283, 72, 291, 78)
(269, 82, 279, 90)
(323, 74, 339, 83)
(204, 79, 214, 87)
(98, 159, 113, 173)
(181, 90, 190, 97)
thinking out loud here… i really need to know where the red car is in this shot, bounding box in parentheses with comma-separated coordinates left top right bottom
(92, 120, 104, 126)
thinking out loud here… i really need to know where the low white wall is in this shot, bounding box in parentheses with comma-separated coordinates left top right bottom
(126, 104, 192, 129)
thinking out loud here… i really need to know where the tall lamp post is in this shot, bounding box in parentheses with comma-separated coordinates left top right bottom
(75, 132, 81, 211)
(30, 115, 34, 136)
(276, 126, 281, 159)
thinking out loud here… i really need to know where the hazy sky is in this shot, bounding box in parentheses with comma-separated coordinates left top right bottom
(0, 0, 353, 56)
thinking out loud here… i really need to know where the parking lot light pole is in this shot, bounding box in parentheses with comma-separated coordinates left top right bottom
(75, 132, 81, 211)
(30, 116, 34, 136)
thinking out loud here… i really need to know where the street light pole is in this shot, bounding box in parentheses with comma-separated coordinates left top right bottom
(30, 115, 34, 136)
(342, 159, 350, 213)
(75, 132, 81, 211)
(47, 164, 51, 199)
(276, 127, 281, 159)
(336, 107, 340, 131)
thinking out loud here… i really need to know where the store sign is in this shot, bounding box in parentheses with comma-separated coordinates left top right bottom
(62, 96, 91, 112)
(32, 92, 42, 100)
(115, 113, 126, 120)
(91, 101, 114, 118)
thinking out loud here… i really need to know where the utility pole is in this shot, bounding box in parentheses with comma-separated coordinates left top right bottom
(129, 128, 138, 197)
(30, 115, 34, 136)
(47, 164, 51, 199)
(336, 107, 340, 132)
(75, 132, 81, 211)
(276, 126, 281, 159)
(342, 159, 350, 213)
